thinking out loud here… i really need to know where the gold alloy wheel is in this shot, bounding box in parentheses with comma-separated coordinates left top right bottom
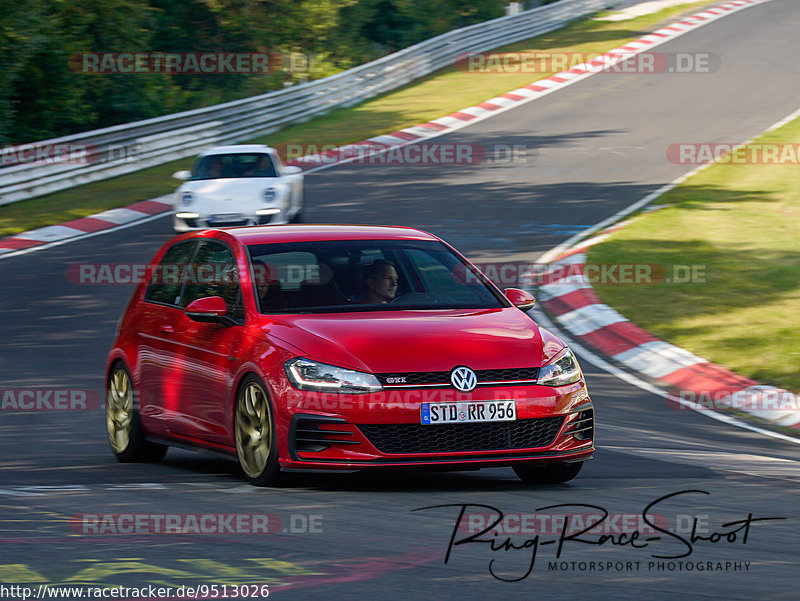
(107, 368, 133, 453)
(235, 381, 273, 478)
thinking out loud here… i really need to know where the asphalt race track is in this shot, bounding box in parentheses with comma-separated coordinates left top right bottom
(1, 1, 799, 599)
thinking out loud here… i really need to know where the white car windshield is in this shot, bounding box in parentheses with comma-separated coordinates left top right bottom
(191, 153, 277, 180)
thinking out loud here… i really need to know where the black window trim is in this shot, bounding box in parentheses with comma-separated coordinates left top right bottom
(144, 240, 200, 308)
(182, 238, 246, 326)
(144, 238, 246, 326)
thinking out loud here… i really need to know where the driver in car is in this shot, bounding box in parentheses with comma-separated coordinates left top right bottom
(364, 259, 399, 304)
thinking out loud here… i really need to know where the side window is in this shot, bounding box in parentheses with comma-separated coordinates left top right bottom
(182, 240, 244, 322)
(145, 241, 197, 306)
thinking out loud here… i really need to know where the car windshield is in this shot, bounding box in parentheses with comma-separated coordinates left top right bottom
(191, 153, 277, 180)
(246, 239, 507, 313)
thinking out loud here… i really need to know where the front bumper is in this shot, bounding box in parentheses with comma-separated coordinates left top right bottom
(173, 212, 278, 231)
(275, 381, 595, 470)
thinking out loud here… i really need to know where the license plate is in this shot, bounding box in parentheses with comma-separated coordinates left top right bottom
(421, 400, 516, 425)
(208, 214, 241, 223)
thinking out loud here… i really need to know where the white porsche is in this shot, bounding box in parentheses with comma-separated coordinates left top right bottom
(171, 144, 304, 232)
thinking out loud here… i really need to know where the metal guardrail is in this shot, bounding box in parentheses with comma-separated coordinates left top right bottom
(0, 0, 612, 206)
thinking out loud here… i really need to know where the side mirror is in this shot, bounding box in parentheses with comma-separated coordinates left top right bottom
(504, 288, 536, 310)
(282, 165, 302, 175)
(184, 296, 234, 325)
(173, 170, 192, 181)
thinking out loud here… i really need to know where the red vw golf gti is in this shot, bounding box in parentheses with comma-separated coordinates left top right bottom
(106, 225, 594, 485)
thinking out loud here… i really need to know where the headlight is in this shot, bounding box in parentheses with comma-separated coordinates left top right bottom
(285, 358, 382, 394)
(538, 349, 582, 386)
(181, 191, 194, 205)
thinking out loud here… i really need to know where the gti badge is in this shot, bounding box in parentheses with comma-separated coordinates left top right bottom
(450, 366, 477, 392)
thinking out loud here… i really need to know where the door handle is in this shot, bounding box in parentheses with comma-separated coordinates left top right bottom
(159, 325, 174, 334)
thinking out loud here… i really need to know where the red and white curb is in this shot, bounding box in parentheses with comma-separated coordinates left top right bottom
(0, 0, 773, 259)
(536, 226, 800, 432)
(0, 196, 173, 256)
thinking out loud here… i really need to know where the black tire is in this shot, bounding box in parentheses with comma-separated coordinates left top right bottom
(290, 208, 304, 224)
(234, 374, 288, 486)
(513, 461, 583, 484)
(106, 363, 167, 463)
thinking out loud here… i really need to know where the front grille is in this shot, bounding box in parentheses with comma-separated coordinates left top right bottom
(358, 416, 565, 454)
(376, 371, 448, 386)
(477, 367, 539, 382)
(375, 367, 539, 387)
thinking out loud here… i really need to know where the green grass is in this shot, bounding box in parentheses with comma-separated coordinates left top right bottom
(587, 117, 800, 392)
(0, 0, 720, 238)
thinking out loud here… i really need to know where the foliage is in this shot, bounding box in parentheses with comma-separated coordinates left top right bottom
(0, 0, 507, 143)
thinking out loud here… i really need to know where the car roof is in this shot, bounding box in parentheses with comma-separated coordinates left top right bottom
(198, 145, 273, 156)
(212, 224, 441, 245)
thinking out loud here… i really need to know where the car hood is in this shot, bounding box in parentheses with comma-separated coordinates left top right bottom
(262, 308, 566, 373)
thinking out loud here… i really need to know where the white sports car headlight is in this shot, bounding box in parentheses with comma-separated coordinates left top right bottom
(285, 358, 382, 394)
(538, 349, 582, 386)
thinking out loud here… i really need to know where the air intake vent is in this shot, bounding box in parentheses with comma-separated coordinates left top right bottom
(292, 416, 360, 453)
